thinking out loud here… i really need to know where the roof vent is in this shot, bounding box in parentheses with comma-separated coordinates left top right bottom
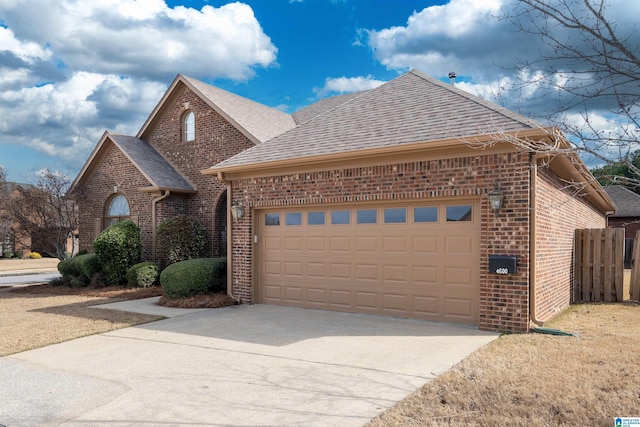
(448, 72, 457, 85)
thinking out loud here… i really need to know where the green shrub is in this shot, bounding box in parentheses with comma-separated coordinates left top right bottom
(56, 253, 101, 286)
(127, 262, 159, 288)
(160, 257, 226, 299)
(157, 215, 206, 266)
(93, 220, 142, 286)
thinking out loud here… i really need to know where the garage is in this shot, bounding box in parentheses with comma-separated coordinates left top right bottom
(258, 199, 480, 324)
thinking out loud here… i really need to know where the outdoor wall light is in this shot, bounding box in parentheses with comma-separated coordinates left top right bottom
(487, 184, 504, 216)
(231, 201, 245, 222)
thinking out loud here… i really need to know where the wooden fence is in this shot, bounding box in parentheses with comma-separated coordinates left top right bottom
(574, 228, 624, 302)
(629, 231, 640, 300)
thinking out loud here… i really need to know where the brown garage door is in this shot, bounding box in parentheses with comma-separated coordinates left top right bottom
(258, 200, 480, 324)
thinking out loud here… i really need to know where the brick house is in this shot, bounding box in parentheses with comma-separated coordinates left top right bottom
(604, 185, 640, 267)
(70, 69, 615, 332)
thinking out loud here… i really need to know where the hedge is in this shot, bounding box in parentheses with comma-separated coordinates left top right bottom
(57, 253, 101, 285)
(160, 257, 226, 299)
(157, 215, 206, 265)
(127, 262, 160, 288)
(93, 220, 142, 286)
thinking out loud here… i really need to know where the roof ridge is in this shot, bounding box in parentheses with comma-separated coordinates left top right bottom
(293, 90, 374, 126)
(408, 69, 539, 129)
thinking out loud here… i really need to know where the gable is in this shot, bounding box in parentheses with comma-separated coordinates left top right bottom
(137, 74, 296, 145)
(68, 131, 195, 196)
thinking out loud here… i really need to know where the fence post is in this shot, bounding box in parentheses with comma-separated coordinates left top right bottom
(631, 231, 640, 301)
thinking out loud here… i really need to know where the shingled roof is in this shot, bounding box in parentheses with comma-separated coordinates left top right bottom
(210, 69, 539, 171)
(604, 186, 640, 217)
(178, 75, 296, 144)
(109, 134, 194, 192)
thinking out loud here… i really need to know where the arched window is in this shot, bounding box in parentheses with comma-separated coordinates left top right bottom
(183, 111, 195, 142)
(106, 194, 130, 226)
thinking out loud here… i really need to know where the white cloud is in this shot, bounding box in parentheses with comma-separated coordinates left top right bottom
(0, 26, 51, 63)
(314, 75, 385, 97)
(0, 0, 278, 180)
(0, 0, 277, 81)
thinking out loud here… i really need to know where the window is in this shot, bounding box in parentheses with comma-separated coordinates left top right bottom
(414, 207, 438, 223)
(331, 210, 350, 224)
(446, 205, 472, 222)
(265, 213, 280, 226)
(357, 209, 377, 224)
(308, 211, 325, 225)
(285, 212, 302, 225)
(106, 194, 130, 226)
(384, 208, 406, 223)
(183, 111, 195, 142)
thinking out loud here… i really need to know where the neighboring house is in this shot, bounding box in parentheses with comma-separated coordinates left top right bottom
(604, 185, 640, 237)
(70, 69, 615, 333)
(0, 183, 35, 257)
(604, 185, 640, 268)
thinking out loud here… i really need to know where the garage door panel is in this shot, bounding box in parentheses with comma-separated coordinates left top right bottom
(382, 236, 407, 253)
(264, 236, 281, 250)
(413, 236, 439, 254)
(383, 265, 407, 281)
(330, 263, 351, 279)
(306, 236, 326, 251)
(356, 236, 378, 252)
(356, 264, 378, 280)
(259, 200, 479, 325)
(444, 298, 475, 323)
(355, 292, 377, 309)
(382, 294, 408, 312)
(307, 262, 327, 278)
(264, 261, 281, 275)
(444, 267, 474, 288)
(284, 237, 303, 251)
(284, 286, 303, 303)
(412, 266, 439, 285)
(284, 262, 303, 277)
(412, 295, 439, 316)
(330, 237, 351, 251)
(445, 236, 474, 254)
(306, 288, 327, 304)
(330, 290, 351, 306)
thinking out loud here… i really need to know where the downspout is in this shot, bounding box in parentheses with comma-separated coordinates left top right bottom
(152, 190, 171, 262)
(530, 153, 547, 327)
(217, 172, 238, 302)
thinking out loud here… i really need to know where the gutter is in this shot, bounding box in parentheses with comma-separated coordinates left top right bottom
(530, 153, 546, 327)
(216, 172, 239, 303)
(152, 190, 171, 262)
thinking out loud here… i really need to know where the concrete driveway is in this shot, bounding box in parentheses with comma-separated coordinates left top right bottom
(1, 302, 497, 426)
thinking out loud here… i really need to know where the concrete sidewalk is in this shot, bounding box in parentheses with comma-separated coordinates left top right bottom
(1, 303, 498, 427)
(0, 258, 59, 277)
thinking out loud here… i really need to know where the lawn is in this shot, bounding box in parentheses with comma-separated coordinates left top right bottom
(2, 279, 639, 425)
(367, 302, 640, 426)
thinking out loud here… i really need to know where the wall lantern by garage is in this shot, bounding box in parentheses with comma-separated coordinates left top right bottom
(231, 201, 245, 222)
(487, 184, 504, 216)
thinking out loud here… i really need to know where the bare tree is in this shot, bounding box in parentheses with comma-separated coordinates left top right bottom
(4, 169, 79, 260)
(501, 0, 640, 188)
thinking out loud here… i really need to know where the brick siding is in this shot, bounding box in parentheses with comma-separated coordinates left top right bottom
(230, 151, 532, 332)
(534, 166, 606, 321)
(76, 85, 254, 260)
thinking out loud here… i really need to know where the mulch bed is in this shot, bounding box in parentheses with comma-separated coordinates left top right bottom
(10, 283, 237, 308)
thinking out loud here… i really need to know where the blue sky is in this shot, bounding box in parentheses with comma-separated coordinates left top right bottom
(0, 0, 637, 183)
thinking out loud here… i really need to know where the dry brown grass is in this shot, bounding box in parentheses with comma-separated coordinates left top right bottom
(368, 302, 640, 426)
(0, 285, 165, 356)
(1, 283, 238, 357)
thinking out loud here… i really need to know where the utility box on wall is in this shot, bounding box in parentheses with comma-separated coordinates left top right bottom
(488, 254, 517, 275)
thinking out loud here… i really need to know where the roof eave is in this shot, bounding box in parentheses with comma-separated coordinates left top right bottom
(137, 185, 197, 194)
(202, 128, 551, 178)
